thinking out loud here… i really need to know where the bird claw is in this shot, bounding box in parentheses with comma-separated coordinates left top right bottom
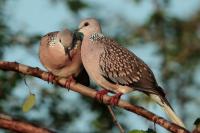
(109, 93, 122, 106)
(95, 89, 109, 103)
(47, 72, 55, 84)
(65, 75, 76, 90)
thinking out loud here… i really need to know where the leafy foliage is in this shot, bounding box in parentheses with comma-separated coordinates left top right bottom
(66, 0, 88, 13)
(194, 118, 200, 126)
(129, 128, 156, 133)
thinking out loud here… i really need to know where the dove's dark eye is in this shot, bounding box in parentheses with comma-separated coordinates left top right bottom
(84, 22, 89, 26)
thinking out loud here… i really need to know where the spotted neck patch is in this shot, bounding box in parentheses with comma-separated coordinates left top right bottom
(89, 33, 104, 41)
(47, 32, 58, 47)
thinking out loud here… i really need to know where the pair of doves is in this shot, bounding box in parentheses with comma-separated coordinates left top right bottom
(39, 18, 185, 128)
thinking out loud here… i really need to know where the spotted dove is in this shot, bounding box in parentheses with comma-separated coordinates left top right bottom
(39, 29, 89, 87)
(77, 18, 185, 127)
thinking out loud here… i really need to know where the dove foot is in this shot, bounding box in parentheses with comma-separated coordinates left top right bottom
(109, 93, 123, 106)
(95, 89, 109, 103)
(47, 72, 55, 84)
(65, 75, 76, 90)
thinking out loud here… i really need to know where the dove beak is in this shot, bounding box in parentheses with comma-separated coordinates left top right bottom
(72, 30, 84, 41)
(75, 25, 84, 32)
(63, 31, 83, 61)
(64, 47, 72, 61)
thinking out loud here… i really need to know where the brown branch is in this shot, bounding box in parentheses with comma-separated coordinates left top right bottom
(0, 61, 190, 133)
(0, 113, 55, 133)
(107, 105, 125, 133)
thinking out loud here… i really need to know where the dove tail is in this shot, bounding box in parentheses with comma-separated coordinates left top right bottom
(149, 90, 185, 128)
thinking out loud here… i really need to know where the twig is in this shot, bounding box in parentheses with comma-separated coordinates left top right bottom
(107, 105, 125, 133)
(0, 113, 55, 133)
(0, 61, 190, 133)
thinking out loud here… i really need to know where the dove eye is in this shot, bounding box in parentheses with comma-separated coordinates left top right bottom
(59, 39, 61, 43)
(84, 22, 89, 26)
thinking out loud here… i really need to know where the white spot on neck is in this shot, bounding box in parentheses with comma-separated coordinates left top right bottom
(89, 33, 104, 41)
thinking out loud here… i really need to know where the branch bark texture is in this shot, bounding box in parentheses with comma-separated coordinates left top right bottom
(0, 61, 190, 133)
(0, 114, 54, 133)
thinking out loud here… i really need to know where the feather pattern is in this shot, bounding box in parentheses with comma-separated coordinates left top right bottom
(92, 35, 166, 97)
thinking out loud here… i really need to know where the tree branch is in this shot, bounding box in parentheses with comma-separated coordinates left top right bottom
(107, 105, 125, 133)
(0, 61, 190, 133)
(0, 113, 55, 133)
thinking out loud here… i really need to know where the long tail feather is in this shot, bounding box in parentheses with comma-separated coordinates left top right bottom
(150, 94, 185, 128)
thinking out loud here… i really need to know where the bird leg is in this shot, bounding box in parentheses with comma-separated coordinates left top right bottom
(65, 75, 76, 90)
(95, 89, 109, 103)
(47, 72, 55, 84)
(109, 93, 123, 106)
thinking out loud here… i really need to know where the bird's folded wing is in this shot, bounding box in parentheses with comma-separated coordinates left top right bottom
(98, 37, 164, 96)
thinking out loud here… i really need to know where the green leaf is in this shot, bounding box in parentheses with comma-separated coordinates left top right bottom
(22, 93, 36, 112)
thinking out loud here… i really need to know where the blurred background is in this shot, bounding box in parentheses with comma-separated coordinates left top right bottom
(0, 0, 200, 132)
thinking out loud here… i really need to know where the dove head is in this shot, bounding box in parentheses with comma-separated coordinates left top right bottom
(43, 29, 73, 60)
(58, 29, 73, 49)
(78, 18, 102, 37)
(43, 29, 73, 49)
